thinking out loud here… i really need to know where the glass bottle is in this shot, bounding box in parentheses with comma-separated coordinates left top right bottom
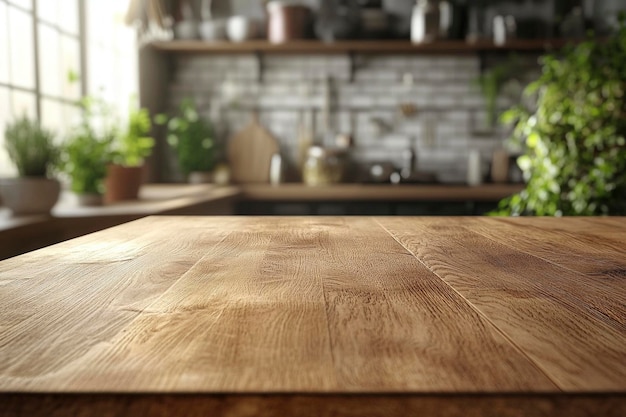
(411, 0, 440, 43)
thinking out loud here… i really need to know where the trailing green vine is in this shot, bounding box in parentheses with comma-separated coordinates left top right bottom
(493, 20, 626, 216)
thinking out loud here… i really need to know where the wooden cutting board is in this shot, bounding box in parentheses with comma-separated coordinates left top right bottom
(227, 113, 279, 184)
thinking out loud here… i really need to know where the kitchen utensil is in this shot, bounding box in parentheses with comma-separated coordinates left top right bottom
(400, 148, 415, 179)
(398, 103, 417, 118)
(297, 110, 314, 170)
(491, 149, 510, 183)
(269, 153, 284, 186)
(467, 150, 483, 186)
(227, 113, 280, 183)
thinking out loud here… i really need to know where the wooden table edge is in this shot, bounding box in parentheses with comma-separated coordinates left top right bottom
(2, 392, 624, 417)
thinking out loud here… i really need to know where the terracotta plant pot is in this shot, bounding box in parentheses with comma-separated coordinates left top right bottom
(0, 177, 60, 215)
(104, 164, 144, 204)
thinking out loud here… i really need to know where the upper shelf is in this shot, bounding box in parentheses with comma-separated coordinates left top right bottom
(149, 39, 574, 55)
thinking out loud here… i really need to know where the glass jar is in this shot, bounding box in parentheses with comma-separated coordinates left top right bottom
(302, 146, 345, 186)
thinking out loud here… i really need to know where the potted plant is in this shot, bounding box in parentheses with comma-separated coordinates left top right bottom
(156, 98, 216, 183)
(493, 21, 626, 216)
(61, 97, 115, 206)
(104, 106, 154, 203)
(0, 115, 60, 215)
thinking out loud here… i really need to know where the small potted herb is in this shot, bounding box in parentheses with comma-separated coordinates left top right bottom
(156, 98, 216, 183)
(0, 115, 60, 215)
(104, 106, 155, 203)
(61, 97, 115, 206)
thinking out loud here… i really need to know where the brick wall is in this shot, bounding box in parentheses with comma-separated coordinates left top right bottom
(168, 53, 534, 183)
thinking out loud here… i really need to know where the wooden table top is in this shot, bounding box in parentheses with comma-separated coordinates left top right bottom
(1, 216, 625, 417)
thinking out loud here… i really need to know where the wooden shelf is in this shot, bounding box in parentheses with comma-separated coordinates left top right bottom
(150, 39, 572, 55)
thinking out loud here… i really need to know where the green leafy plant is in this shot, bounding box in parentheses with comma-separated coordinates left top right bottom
(111, 106, 155, 167)
(61, 97, 115, 195)
(493, 23, 626, 216)
(4, 115, 58, 177)
(155, 98, 215, 177)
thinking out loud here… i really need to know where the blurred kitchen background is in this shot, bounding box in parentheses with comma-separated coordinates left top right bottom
(0, 0, 625, 214)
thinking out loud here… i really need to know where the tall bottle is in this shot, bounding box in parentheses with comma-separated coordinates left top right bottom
(411, 0, 440, 43)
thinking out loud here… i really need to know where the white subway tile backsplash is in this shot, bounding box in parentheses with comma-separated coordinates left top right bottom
(166, 52, 535, 181)
(461, 95, 486, 108)
(431, 95, 457, 108)
(374, 95, 397, 107)
(379, 134, 411, 149)
(444, 111, 470, 123)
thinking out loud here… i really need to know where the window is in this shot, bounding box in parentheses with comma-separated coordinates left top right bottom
(0, 0, 137, 177)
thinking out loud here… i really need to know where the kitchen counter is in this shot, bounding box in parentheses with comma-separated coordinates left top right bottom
(0, 183, 522, 259)
(0, 183, 523, 232)
(0, 184, 240, 260)
(239, 183, 525, 202)
(1, 216, 624, 417)
(0, 184, 240, 231)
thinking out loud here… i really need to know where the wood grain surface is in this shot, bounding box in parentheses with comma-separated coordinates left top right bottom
(377, 217, 626, 391)
(1, 216, 625, 417)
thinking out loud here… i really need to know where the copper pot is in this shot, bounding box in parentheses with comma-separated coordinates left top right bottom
(267, 2, 311, 43)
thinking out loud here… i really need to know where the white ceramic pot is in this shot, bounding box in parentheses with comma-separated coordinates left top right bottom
(227, 16, 257, 42)
(0, 177, 60, 215)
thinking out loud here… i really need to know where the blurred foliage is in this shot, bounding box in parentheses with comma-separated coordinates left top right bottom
(61, 97, 116, 195)
(4, 115, 59, 177)
(493, 20, 626, 216)
(112, 106, 154, 167)
(155, 98, 215, 177)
